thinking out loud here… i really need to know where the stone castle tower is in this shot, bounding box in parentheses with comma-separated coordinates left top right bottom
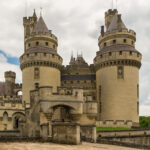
(94, 9, 142, 124)
(20, 11, 62, 104)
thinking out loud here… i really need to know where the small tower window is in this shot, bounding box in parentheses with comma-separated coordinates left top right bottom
(137, 84, 139, 98)
(35, 53, 37, 56)
(119, 51, 122, 55)
(34, 67, 40, 79)
(99, 85, 101, 100)
(130, 51, 132, 55)
(123, 39, 127, 43)
(132, 41, 134, 45)
(117, 66, 124, 79)
(45, 42, 48, 46)
(36, 41, 39, 46)
(64, 81, 66, 84)
(104, 42, 107, 47)
(28, 43, 31, 47)
(44, 53, 46, 56)
(52, 54, 54, 58)
(113, 40, 116, 44)
(109, 52, 112, 56)
(53, 44, 56, 49)
(27, 54, 29, 57)
(35, 83, 39, 89)
(137, 53, 139, 57)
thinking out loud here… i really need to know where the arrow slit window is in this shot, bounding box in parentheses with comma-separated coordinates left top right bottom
(117, 66, 124, 79)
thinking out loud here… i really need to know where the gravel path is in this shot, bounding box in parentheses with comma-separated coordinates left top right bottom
(0, 142, 139, 150)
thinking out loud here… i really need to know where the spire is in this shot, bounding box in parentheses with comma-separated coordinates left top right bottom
(33, 9, 37, 18)
(107, 13, 126, 32)
(32, 16, 49, 34)
(69, 51, 75, 65)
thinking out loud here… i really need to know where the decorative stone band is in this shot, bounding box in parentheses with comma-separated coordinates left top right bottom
(25, 36, 58, 46)
(98, 33, 136, 45)
(95, 59, 141, 71)
(20, 60, 62, 70)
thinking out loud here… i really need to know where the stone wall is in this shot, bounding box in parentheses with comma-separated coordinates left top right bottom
(52, 122, 80, 145)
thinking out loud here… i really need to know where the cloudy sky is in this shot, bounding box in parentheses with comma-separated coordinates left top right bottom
(0, 0, 150, 116)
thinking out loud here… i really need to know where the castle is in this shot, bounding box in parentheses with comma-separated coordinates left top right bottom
(0, 9, 142, 144)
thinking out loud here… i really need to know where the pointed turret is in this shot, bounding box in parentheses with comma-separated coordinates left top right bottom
(32, 16, 49, 34)
(108, 13, 126, 32)
(33, 9, 37, 18)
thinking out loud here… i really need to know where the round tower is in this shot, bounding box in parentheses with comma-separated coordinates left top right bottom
(20, 12, 62, 104)
(5, 71, 16, 96)
(94, 9, 142, 124)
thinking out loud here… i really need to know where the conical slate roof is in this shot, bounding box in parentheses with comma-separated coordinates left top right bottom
(32, 16, 49, 34)
(108, 13, 126, 32)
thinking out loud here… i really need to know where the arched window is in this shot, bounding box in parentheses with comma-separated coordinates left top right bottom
(3, 112, 8, 121)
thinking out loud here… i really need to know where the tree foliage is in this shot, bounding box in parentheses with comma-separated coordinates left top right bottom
(140, 116, 150, 127)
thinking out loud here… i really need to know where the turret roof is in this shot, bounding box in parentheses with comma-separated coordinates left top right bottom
(32, 16, 49, 34)
(108, 13, 126, 32)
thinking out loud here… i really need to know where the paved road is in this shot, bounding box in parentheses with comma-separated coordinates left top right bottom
(0, 142, 139, 150)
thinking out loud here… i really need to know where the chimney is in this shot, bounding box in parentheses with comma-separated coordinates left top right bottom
(101, 26, 104, 36)
(117, 14, 122, 31)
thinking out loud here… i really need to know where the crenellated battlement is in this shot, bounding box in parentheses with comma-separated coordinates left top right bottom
(14, 83, 22, 89)
(96, 120, 133, 128)
(105, 9, 118, 17)
(0, 95, 22, 101)
(5, 71, 16, 79)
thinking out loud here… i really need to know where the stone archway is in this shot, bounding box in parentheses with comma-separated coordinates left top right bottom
(51, 105, 74, 122)
(12, 112, 25, 129)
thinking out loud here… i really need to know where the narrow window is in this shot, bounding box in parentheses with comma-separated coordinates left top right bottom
(64, 81, 66, 84)
(53, 44, 55, 49)
(34, 67, 40, 79)
(104, 42, 106, 47)
(99, 85, 101, 99)
(71, 81, 73, 84)
(113, 40, 116, 44)
(137, 102, 139, 114)
(132, 41, 134, 45)
(77, 80, 80, 83)
(123, 39, 127, 43)
(84, 80, 87, 83)
(44, 53, 46, 56)
(100, 102, 102, 113)
(117, 66, 124, 79)
(27, 54, 29, 57)
(28, 43, 31, 47)
(35, 53, 37, 56)
(137, 84, 139, 98)
(130, 51, 132, 55)
(52, 54, 54, 58)
(109, 52, 112, 56)
(119, 51, 122, 55)
(35, 83, 39, 89)
(36, 41, 39, 46)
(45, 42, 48, 46)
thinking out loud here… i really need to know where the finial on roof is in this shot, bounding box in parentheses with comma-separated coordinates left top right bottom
(33, 9, 37, 18)
(40, 7, 43, 17)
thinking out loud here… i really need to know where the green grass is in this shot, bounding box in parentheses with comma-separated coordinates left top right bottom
(96, 127, 132, 131)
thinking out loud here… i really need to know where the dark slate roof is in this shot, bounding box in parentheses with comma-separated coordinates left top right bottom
(61, 74, 96, 81)
(0, 82, 5, 96)
(32, 16, 49, 34)
(97, 44, 140, 56)
(108, 13, 126, 32)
